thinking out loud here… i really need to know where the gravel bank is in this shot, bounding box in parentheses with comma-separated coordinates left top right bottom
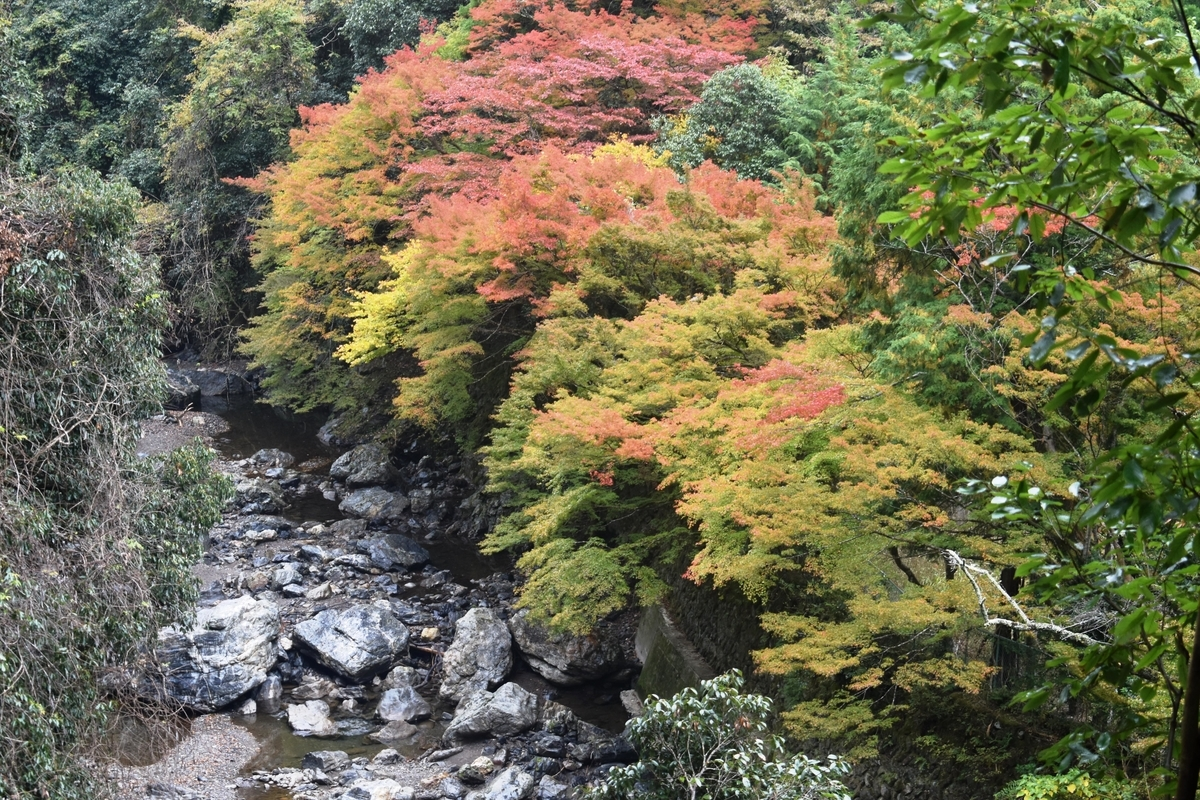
(109, 714, 258, 800)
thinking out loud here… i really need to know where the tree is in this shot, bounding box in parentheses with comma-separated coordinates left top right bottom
(157, 0, 316, 351)
(588, 670, 851, 800)
(0, 165, 231, 799)
(873, 0, 1200, 794)
(654, 62, 800, 181)
(242, 1, 750, 420)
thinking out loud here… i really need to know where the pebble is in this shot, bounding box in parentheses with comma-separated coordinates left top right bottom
(109, 714, 258, 800)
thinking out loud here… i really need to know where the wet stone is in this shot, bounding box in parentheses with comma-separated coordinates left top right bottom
(302, 750, 351, 772)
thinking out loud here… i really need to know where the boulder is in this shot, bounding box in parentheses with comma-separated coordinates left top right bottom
(357, 534, 430, 570)
(343, 779, 413, 800)
(535, 776, 568, 800)
(293, 674, 337, 701)
(174, 366, 251, 396)
(330, 518, 368, 536)
(377, 685, 432, 723)
(440, 607, 513, 702)
(271, 563, 303, 590)
(339, 488, 410, 521)
(154, 595, 280, 711)
(302, 750, 351, 772)
(294, 604, 410, 681)
(235, 477, 283, 514)
(507, 610, 625, 687)
(465, 768, 536, 800)
(330, 443, 399, 488)
(407, 488, 433, 513)
(445, 683, 539, 742)
(250, 448, 295, 468)
(381, 665, 419, 690)
(369, 720, 420, 744)
(287, 699, 338, 737)
(257, 673, 283, 714)
(164, 370, 201, 411)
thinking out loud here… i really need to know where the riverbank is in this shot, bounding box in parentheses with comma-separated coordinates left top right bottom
(109, 715, 258, 800)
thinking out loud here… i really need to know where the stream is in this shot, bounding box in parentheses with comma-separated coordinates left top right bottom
(147, 395, 632, 798)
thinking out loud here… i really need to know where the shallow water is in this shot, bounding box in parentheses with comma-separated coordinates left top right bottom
(203, 395, 335, 466)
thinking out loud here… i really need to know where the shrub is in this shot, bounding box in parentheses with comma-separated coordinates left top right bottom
(589, 670, 851, 800)
(995, 770, 1138, 800)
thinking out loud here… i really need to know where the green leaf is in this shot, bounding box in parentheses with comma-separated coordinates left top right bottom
(1029, 331, 1056, 364)
(1167, 182, 1195, 206)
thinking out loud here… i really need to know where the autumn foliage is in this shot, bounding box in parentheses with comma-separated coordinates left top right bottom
(234, 0, 1200, 776)
(241, 0, 750, 411)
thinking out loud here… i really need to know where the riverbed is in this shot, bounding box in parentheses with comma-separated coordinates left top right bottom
(114, 394, 634, 800)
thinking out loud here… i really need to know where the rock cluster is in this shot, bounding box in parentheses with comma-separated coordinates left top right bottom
(148, 436, 640, 800)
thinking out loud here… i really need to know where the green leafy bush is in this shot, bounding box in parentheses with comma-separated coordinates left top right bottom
(0, 166, 231, 799)
(588, 671, 851, 800)
(995, 770, 1137, 800)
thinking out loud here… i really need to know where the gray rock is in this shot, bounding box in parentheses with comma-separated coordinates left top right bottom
(381, 665, 419, 690)
(154, 595, 280, 711)
(508, 610, 625, 687)
(407, 488, 433, 513)
(343, 779, 413, 800)
(369, 719, 420, 743)
(250, 448, 295, 468)
(299, 544, 331, 562)
(440, 777, 467, 799)
(339, 487, 410, 521)
(302, 750, 351, 772)
(271, 563, 303, 590)
(466, 768, 536, 800)
(317, 415, 353, 447)
(287, 700, 339, 737)
(164, 371, 200, 411)
(243, 571, 269, 593)
(619, 689, 643, 717)
(330, 443, 399, 488)
(238, 698, 257, 715)
(146, 782, 204, 800)
(445, 683, 539, 742)
(294, 604, 410, 681)
(428, 746, 464, 762)
(536, 775, 569, 800)
(334, 553, 374, 571)
(257, 673, 283, 714)
(306, 581, 334, 600)
(235, 477, 283, 514)
(330, 518, 368, 536)
(372, 748, 402, 766)
(377, 685, 431, 722)
(293, 674, 337, 701)
(357, 534, 430, 570)
(177, 366, 251, 396)
(440, 607, 513, 703)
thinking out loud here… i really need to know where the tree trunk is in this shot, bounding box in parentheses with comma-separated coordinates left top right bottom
(1175, 609, 1200, 800)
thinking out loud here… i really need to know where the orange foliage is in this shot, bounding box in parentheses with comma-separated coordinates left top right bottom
(243, 2, 754, 409)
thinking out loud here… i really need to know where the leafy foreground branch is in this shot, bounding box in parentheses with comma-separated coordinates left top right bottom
(588, 671, 850, 800)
